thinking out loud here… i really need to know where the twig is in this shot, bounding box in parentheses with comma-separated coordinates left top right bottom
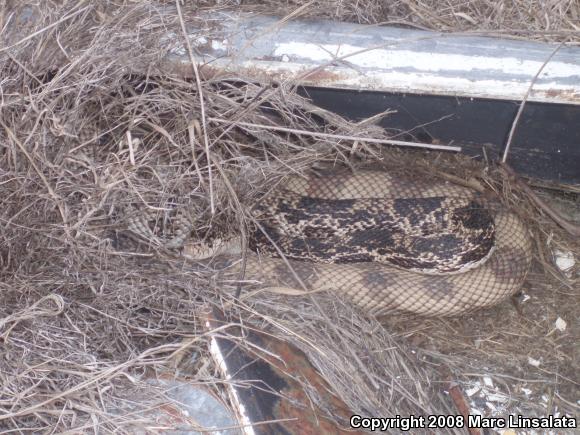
(501, 163, 580, 237)
(208, 117, 462, 152)
(208, 154, 249, 299)
(175, 0, 215, 214)
(502, 41, 565, 163)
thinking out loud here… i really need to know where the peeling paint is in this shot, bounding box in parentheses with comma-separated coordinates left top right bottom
(171, 56, 579, 103)
(274, 42, 580, 78)
(164, 13, 580, 105)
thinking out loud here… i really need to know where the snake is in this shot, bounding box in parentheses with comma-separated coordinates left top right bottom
(128, 169, 533, 316)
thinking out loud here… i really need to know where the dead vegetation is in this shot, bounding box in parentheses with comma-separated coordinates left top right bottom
(241, 0, 580, 42)
(0, 1, 578, 433)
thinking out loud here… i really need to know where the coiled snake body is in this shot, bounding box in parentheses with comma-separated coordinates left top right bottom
(131, 170, 533, 316)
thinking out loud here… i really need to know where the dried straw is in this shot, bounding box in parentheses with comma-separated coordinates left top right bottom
(1, 1, 578, 432)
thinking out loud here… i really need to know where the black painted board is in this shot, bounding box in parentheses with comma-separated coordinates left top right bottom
(301, 87, 580, 185)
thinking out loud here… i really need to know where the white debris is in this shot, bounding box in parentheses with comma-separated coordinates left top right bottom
(520, 293, 531, 303)
(194, 36, 208, 45)
(553, 249, 575, 276)
(486, 393, 509, 403)
(470, 408, 483, 416)
(465, 385, 481, 397)
(528, 357, 541, 367)
(555, 317, 567, 332)
(466, 380, 512, 419)
(281, 54, 290, 62)
(211, 39, 228, 51)
(486, 401, 497, 412)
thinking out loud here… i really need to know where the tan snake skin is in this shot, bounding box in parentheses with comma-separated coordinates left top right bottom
(134, 170, 533, 316)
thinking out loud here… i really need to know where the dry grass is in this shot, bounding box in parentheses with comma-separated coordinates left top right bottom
(0, 1, 578, 433)
(243, 0, 580, 41)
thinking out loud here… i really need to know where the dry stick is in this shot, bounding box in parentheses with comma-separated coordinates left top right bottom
(208, 118, 462, 152)
(210, 88, 272, 143)
(500, 40, 580, 237)
(502, 41, 565, 163)
(1, 120, 70, 236)
(175, 0, 215, 215)
(208, 154, 249, 300)
(187, 119, 207, 191)
(501, 163, 580, 237)
(0, 294, 64, 341)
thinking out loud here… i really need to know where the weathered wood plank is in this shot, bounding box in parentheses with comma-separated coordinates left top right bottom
(167, 12, 580, 105)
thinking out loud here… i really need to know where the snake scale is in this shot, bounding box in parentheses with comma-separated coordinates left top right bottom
(129, 169, 533, 316)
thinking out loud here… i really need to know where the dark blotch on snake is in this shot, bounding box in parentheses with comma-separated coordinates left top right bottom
(249, 222, 281, 252)
(296, 196, 356, 214)
(460, 238, 494, 264)
(393, 197, 445, 225)
(412, 234, 463, 257)
(420, 276, 455, 299)
(387, 256, 439, 270)
(302, 226, 337, 239)
(489, 246, 529, 280)
(362, 270, 398, 288)
(452, 199, 494, 230)
(272, 261, 316, 285)
(347, 228, 395, 250)
(287, 237, 374, 263)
